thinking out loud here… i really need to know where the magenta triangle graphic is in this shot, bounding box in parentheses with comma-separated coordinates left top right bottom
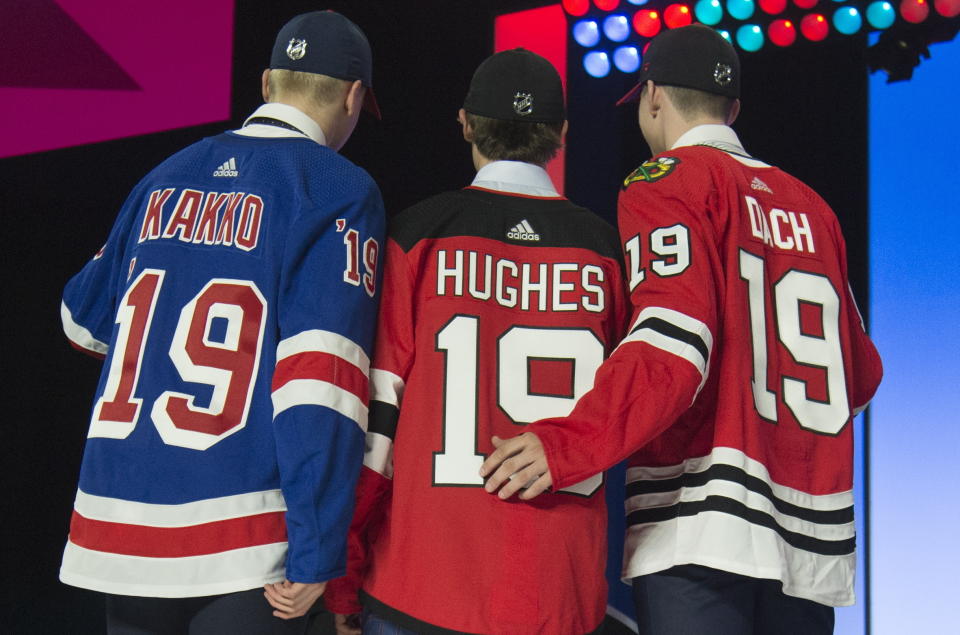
(0, 0, 139, 90)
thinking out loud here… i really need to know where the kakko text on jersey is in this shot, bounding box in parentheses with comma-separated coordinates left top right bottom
(436, 249, 606, 312)
(138, 187, 264, 252)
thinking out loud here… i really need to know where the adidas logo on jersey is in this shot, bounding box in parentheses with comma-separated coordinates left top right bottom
(507, 219, 540, 241)
(213, 157, 239, 177)
(750, 176, 773, 194)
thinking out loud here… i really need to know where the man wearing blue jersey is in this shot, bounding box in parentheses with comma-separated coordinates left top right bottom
(57, 11, 384, 634)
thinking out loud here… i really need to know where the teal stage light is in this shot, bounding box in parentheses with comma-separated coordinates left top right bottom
(866, 1, 896, 27)
(833, 6, 863, 33)
(695, 0, 725, 23)
(736, 23, 765, 50)
(727, 0, 757, 19)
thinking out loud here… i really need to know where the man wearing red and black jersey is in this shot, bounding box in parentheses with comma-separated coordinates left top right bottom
(324, 49, 629, 635)
(482, 26, 882, 634)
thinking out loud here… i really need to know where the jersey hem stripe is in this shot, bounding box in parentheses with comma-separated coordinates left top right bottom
(73, 488, 287, 527)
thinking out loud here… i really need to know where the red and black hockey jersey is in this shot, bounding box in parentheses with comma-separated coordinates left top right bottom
(529, 126, 882, 607)
(325, 181, 629, 634)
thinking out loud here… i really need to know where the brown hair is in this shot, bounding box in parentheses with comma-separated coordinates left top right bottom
(661, 84, 737, 122)
(465, 112, 563, 165)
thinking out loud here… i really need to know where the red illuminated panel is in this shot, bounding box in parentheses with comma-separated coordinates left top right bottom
(935, 0, 960, 16)
(563, 0, 591, 16)
(634, 10, 664, 37)
(495, 5, 568, 195)
(901, 0, 931, 22)
(664, 4, 694, 28)
(760, 0, 789, 13)
(769, 19, 798, 46)
(0, 0, 234, 158)
(800, 13, 830, 40)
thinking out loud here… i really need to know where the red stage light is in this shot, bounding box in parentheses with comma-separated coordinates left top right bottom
(664, 4, 694, 27)
(562, 0, 591, 16)
(634, 10, 663, 37)
(900, 0, 931, 21)
(800, 13, 829, 40)
(934, 0, 960, 16)
(760, 0, 789, 13)
(595, 0, 620, 11)
(769, 19, 797, 45)
(794, 0, 818, 8)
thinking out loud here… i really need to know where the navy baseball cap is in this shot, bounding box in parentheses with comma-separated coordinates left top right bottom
(270, 11, 380, 119)
(617, 24, 740, 105)
(463, 49, 565, 124)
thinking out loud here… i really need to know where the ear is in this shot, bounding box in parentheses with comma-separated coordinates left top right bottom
(646, 80, 663, 117)
(726, 98, 741, 126)
(458, 108, 473, 142)
(344, 79, 365, 116)
(560, 119, 569, 139)
(261, 69, 271, 102)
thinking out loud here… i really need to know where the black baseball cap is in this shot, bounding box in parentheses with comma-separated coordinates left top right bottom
(270, 11, 380, 119)
(463, 49, 565, 124)
(617, 24, 740, 105)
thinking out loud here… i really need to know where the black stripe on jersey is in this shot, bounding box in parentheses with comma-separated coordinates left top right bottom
(368, 400, 399, 440)
(626, 463, 853, 525)
(626, 495, 855, 557)
(390, 188, 621, 262)
(632, 316, 710, 365)
(360, 591, 604, 635)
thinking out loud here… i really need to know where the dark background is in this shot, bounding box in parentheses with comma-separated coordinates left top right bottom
(0, 1, 868, 632)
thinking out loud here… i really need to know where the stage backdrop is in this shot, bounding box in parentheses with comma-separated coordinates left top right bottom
(868, 37, 958, 634)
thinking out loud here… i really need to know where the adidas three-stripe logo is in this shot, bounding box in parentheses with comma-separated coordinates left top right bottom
(213, 157, 238, 177)
(507, 219, 539, 241)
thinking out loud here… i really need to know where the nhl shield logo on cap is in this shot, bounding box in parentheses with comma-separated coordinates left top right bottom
(713, 62, 733, 87)
(286, 38, 307, 61)
(513, 92, 533, 116)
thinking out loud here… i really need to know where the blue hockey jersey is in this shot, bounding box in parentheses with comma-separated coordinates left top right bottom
(59, 106, 385, 597)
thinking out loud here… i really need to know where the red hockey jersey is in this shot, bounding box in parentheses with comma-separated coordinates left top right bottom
(529, 126, 882, 607)
(325, 179, 629, 634)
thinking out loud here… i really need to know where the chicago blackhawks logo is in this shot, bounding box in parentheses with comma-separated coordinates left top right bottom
(622, 156, 680, 188)
(286, 38, 307, 61)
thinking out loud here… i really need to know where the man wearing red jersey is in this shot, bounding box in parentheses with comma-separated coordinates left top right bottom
(324, 49, 629, 634)
(482, 25, 882, 634)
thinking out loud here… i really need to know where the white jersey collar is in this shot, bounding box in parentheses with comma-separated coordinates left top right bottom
(671, 124, 748, 156)
(236, 103, 327, 147)
(471, 161, 561, 198)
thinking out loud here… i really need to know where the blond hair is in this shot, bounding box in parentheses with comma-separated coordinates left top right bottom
(267, 69, 351, 107)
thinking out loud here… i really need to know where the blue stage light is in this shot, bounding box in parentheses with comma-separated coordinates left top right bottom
(695, 0, 725, 24)
(613, 46, 641, 73)
(866, 1, 896, 28)
(627, 0, 650, 5)
(717, 28, 733, 44)
(833, 6, 862, 33)
(603, 14, 631, 42)
(727, 0, 756, 19)
(736, 23, 764, 50)
(584, 51, 611, 78)
(573, 20, 601, 47)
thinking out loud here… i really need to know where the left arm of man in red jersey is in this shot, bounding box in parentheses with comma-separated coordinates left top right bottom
(482, 157, 719, 498)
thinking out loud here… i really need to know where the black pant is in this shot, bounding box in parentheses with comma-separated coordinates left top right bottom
(632, 564, 835, 635)
(105, 588, 309, 635)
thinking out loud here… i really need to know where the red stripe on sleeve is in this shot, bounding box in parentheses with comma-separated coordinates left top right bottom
(271, 352, 369, 404)
(68, 510, 287, 558)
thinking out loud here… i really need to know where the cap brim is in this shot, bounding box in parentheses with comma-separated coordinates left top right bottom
(616, 82, 643, 107)
(364, 88, 381, 120)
